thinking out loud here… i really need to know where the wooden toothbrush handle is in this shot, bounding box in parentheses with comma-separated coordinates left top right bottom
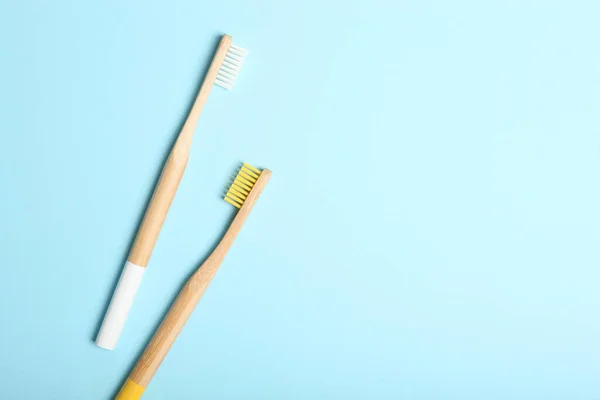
(128, 152, 187, 267)
(128, 34, 233, 267)
(130, 266, 219, 387)
(114, 266, 219, 399)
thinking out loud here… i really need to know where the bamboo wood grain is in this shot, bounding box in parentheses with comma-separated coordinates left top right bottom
(128, 34, 233, 267)
(125, 169, 271, 389)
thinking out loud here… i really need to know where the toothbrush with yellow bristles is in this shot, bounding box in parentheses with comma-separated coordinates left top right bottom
(116, 163, 271, 400)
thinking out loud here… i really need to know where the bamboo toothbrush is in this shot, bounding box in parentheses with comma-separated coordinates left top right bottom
(96, 34, 249, 351)
(116, 163, 271, 400)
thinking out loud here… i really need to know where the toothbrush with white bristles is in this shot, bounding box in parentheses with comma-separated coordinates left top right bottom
(95, 34, 248, 351)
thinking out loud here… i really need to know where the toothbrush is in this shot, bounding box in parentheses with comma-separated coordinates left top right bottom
(96, 34, 248, 351)
(115, 163, 271, 400)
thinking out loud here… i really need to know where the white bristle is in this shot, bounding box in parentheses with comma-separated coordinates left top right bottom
(215, 43, 248, 91)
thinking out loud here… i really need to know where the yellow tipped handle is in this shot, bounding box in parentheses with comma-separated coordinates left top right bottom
(116, 379, 145, 400)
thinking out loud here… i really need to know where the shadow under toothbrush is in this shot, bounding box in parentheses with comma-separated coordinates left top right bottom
(92, 32, 224, 347)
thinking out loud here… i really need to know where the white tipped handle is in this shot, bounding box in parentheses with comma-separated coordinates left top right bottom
(96, 261, 146, 350)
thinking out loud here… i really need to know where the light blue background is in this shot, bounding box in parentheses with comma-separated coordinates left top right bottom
(1, 1, 599, 399)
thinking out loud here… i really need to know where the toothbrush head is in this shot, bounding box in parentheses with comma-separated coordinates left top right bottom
(215, 43, 248, 90)
(224, 163, 263, 209)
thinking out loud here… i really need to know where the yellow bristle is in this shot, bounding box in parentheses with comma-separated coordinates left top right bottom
(243, 163, 261, 175)
(240, 165, 258, 178)
(240, 170, 257, 182)
(231, 187, 249, 199)
(226, 190, 245, 204)
(233, 178, 252, 192)
(224, 196, 242, 209)
(229, 186, 247, 199)
(236, 176, 254, 188)
(224, 163, 262, 208)
(226, 191, 244, 204)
